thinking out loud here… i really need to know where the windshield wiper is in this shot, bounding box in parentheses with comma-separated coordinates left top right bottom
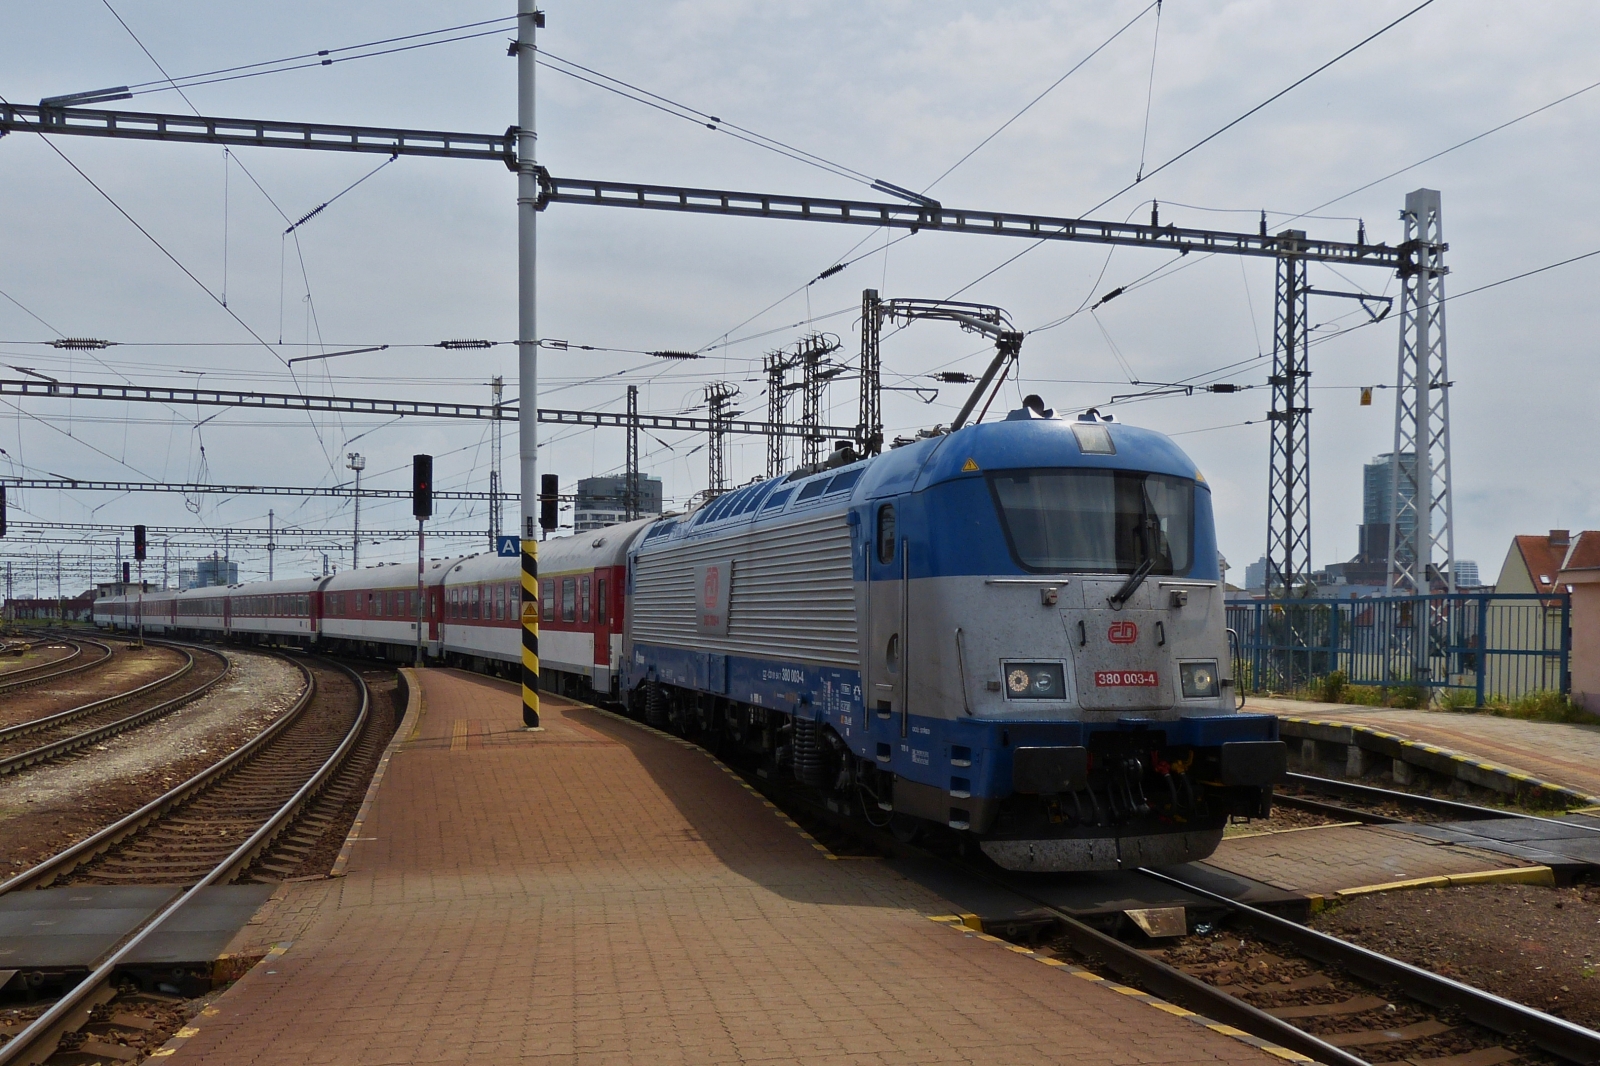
(1110, 487, 1160, 610)
(1107, 556, 1155, 610)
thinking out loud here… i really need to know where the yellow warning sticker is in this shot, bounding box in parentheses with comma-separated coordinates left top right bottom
(521, 602, 538, 623)
(961, 458, 980, 472)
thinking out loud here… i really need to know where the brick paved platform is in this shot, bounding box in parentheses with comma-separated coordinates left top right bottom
(161, 670, 1286, 1065)
(1201, 823, 1535, 897)
(1250, 697, 1600, 800)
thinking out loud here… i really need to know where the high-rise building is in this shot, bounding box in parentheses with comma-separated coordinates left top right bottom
(1360, 452, 1416, 564)
(1244, 556, 1268, 591)
(573, 475, 664, 533)
(1453, 559, 1480, 587)
(181, 555, 239, 589)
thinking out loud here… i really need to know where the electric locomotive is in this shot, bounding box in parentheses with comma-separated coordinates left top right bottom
(624, 399, 1285, 871)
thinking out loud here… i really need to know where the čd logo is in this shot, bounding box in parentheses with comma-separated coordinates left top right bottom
(1107, 620, 1138, 644)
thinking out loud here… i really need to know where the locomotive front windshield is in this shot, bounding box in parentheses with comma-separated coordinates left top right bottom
(989, 468, 1194, 575)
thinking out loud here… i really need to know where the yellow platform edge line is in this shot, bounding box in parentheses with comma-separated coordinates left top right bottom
(1334, 865, 1554, 899)
(926, 917, 1312, 1062)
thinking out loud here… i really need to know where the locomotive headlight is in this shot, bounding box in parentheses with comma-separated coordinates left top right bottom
(1002, 661, 1066, 700)
(1180, 660, 1220, 699)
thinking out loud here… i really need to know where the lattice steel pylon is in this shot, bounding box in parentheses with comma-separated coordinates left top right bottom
(1266, 231, 1311, 595)
(764, 351, 789, 479)
(859, 289, 883, 456)
(625, 384, 640, 521)
(1387, 189, 1455, 598)
(705, 382, 739, 497)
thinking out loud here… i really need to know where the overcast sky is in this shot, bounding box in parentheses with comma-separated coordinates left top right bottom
(2, 0, 1597, 588)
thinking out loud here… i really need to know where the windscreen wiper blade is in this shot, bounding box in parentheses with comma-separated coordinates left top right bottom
(1107, 556, 1155, 610)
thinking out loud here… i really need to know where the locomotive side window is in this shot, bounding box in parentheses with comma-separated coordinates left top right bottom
(579, 576, 591, 623)
(877, 504, 897, 564)
(596, 578, 608, 625)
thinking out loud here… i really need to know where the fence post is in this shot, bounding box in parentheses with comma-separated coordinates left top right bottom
(1331, 601, 1343, 681)
(1561, 592, 1572, 697)
(1253, 601, 1264, 695)
(1474, 592, 1487, 707)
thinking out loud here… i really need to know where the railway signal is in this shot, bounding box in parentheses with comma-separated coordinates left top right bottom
(0, 485, 6, 538)
(539, 474, 559, 535)
(133, 524, 146, 562)
(412, 454, 433, 668)
(411, 455, 433, 520)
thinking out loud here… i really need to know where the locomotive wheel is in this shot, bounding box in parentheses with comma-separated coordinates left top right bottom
(888, 813, 922, 844)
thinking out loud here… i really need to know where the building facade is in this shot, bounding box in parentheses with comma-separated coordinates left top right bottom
(573, 475, 663, 533)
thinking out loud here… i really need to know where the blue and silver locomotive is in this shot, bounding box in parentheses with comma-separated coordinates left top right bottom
(624, 399, 1286, 871)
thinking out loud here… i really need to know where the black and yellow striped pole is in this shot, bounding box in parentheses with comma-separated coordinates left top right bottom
(515, 0, 542, 729)
(521, 536, 540, 726)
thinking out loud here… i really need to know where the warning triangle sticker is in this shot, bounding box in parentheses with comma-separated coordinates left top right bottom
(961, 458, 980, 472)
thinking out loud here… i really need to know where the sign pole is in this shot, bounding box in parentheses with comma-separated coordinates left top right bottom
(517, 0, 542, 728)
(416, 517, 425, 667)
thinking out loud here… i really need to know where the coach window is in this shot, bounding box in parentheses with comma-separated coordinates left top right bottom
(579, 576, 591, 624)
(561, 578, 577, 623)
(596, 578, 608, 626)
(541, 579, 555, 621)
(495, 583, 505, 621)
(877, 504, 897, 564)
(447, 588, 457, 620)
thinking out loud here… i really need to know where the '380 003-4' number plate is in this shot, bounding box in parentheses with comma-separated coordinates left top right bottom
(1095, 670, 1159, 687)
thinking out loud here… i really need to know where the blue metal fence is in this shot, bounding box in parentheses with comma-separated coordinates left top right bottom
(1225, 593, 1570, 704)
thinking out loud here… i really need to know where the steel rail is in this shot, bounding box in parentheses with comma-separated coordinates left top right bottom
(1140, 866, 1600, 1065)
(0, 644, 227, 777)
(0, 639, 84, 690)
(1286, 772, 1600, 836)
(949, 864, 1368, 1066)
(0, 639, 199, 746)
(0, 639, 106, 696)
(0, 656, 368, 1065)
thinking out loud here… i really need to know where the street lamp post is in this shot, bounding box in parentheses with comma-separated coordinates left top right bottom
(346, 452, 365, 570)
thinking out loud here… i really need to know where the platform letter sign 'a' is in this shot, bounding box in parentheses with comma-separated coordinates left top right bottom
(694, 560, 732, 636)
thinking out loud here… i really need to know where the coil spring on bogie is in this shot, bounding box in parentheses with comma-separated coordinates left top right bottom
(792, 715, 827, 788)
(645, 678, 667, 727)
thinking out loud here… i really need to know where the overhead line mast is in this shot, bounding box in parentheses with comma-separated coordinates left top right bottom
(516, 1, 542, 727)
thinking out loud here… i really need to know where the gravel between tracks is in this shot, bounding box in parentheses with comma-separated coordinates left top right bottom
(0, 648, 304, 872)
(0, 642, 183, 728)
(1311, 882, 1600, 1032)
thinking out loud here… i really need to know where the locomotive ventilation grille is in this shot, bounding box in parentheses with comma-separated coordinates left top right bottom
(632, 513, 858, 667)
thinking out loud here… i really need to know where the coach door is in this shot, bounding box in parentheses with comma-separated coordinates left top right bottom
(865, 502, 908, 736)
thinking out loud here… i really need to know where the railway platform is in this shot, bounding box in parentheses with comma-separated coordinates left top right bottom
(159, 669, 1290, 1065)
(1250, 697, 1600, 802)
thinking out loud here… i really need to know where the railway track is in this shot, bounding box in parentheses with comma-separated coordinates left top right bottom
(0, 640, 230, 777)
(0, 653, 369, 1065)
(0, 637, 112, 697)
(1278, 771, 1600, 835)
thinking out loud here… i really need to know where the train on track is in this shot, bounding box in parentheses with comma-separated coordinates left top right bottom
(96, 400, 1286, 871)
